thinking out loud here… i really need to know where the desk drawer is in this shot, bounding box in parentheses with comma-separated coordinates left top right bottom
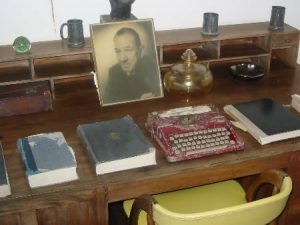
(271, 33, 299, 48)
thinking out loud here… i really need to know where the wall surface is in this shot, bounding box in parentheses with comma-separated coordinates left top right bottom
(1, 0, 299, 62)
(1, 0, 299, 45)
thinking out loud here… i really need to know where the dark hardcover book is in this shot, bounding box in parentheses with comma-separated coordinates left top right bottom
(0, 142, 11, 197)
(77, 115, 156, 175)
(224, 98, 300, 145)
(17, 132, 78, 188)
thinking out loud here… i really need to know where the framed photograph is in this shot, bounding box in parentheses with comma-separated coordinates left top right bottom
(90, 19, 164, 106)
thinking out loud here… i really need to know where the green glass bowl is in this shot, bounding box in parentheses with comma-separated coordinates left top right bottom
(13, 36, 31, 54)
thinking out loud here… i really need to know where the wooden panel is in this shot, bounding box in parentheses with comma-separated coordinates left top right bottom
(220, 37, 268, 58)
(162, 42, 218, 64)
(272, 46, 299, 68)
(0, 60, 31, 83)
(20, 211, 38, 225)
(34, 54, 93, 79)
(0, 213, 20, 225)
(271, 33, 299, 48)
(37, 207, 58, 225)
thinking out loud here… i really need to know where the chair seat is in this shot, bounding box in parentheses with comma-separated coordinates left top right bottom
(123, 180, 247, 225)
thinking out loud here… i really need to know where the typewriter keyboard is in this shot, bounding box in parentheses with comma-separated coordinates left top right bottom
(168, 127, 236, 156)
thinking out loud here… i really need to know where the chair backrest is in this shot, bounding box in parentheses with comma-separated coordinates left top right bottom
(152, 176, 292, 225)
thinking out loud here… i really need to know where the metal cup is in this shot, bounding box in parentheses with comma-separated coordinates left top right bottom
(202, 12, 219, 36)
(60, 19, 85, 47)
(269, 6, 285, 31)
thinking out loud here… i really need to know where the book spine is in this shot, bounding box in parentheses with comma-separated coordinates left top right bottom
(76, 126, 98, 166)
(0, 142, 11, 197)
(0, 142, 7, 185)
(17, 138, 38, 175)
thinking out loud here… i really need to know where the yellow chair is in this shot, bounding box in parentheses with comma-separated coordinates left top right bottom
(123, 169, 292, 225)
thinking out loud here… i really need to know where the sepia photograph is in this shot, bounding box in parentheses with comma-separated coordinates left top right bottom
(90, 19, 163, 106)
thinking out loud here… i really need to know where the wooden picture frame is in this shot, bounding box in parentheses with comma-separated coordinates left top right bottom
(90, 19, 163, 106)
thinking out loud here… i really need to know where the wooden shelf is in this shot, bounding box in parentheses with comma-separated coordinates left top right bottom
(0, 60, 31, 83)
(157, 22, 299, 74)
(220, 43, 267, 58)
(34, 54, 93, 79)
(0, 22, 298, 98)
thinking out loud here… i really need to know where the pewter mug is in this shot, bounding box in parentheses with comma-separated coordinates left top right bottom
(202, 12, 219, 36)
(60, 19, 85, 47)
(269, 6, 285, 31)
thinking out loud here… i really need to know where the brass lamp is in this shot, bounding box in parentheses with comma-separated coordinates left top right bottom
(163, 49, 213, 95)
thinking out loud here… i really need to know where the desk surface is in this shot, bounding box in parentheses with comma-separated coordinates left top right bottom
(1, 64, 300, 224)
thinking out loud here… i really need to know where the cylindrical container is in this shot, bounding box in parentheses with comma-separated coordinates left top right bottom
(202, 12, 219, 36)
(60, 19, 85, 47)
(269, 6, 285, 31)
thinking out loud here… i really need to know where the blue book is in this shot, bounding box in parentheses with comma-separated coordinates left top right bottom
(0, 142, 11, 197)
(17, 132, 78, 188)
(77, 115, 156, 175)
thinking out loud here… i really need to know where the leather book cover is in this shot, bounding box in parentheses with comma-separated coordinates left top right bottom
(0, 81, 53, 117)
(77, 115, 156, 175)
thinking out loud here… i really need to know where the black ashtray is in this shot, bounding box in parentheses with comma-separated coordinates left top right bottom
(229, 62, 264, 80)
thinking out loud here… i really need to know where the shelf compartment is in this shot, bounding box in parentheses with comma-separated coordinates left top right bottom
(271, 33, 299, 49)
(220, 36, 269, 58)
(210, 55, 270, 75)
(34, 53, 94, 79)
(0, 60, 31, 83)
(162, 41, 219, 65)
(271, 47, 299, 68)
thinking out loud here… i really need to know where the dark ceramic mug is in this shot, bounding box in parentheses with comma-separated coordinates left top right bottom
(60, 19, 85, 47)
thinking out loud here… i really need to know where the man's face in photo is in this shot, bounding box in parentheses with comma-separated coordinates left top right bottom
(114, 33, 141, 74)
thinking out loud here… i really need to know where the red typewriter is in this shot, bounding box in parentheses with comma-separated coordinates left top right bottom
(146, 105, 244, 162)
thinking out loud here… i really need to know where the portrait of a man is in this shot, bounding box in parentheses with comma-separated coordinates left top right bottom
(90, 19, 163, 106)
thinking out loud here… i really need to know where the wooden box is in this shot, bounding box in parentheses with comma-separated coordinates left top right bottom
(0, 81, 53, 117)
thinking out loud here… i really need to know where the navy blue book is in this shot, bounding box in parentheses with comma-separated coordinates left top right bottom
(17, 132, 78, 188)
(0, 142, 11, 197)
(77, 115, 156, 175)
(224, 98, 300, 145)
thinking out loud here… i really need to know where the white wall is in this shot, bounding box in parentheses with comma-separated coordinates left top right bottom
(1, 0, 299, 45)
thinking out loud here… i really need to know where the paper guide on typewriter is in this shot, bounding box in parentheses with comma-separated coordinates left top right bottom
(145, 105, 244, 162)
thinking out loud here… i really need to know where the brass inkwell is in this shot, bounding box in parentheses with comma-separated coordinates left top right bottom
(163, 49, 213, 95)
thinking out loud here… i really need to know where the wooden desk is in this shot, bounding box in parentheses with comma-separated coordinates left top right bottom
(1, 64, 300, 225)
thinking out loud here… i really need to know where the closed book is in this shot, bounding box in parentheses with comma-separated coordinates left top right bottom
(0, 142, 11, 197)
(224, 98, 300, 145)
(77, 115, 156, 175)
(17, 132, 78, 188)
(0, 81, 52, 117)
